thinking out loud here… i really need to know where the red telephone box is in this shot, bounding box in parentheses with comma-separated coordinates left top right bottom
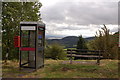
(14, 36, 20, 47)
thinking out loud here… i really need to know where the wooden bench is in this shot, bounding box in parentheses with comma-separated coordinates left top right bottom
(66, 49, 105, 65)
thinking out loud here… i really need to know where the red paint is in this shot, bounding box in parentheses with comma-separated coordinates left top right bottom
(38, 26, 44, 28)
(14, 36, 20, 47)
(20, 47, 35, 51)
(38, 32, 43, 34)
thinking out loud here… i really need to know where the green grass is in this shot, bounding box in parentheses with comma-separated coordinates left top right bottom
(2, 59, 118, 78)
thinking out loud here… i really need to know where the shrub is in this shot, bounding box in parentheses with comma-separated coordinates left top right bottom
(45, 43, 66, 60)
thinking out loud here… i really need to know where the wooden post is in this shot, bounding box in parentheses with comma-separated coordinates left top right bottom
(4, 48, 9, 63)
(70, 49, 72, 64)
(97, 50, 100, 65)
(19, 47, 21, 70)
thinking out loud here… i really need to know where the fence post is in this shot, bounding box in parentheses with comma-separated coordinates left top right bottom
(70, 49, 72, 64)
(97, 50, 100, 65)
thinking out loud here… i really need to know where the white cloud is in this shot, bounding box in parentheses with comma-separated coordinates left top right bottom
(40, 0, 118, 38)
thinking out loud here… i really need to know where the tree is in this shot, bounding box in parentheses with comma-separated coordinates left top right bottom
(76, 35, 87, 49)
(88, 24, 118, 59)
(2, 2, 42, 60)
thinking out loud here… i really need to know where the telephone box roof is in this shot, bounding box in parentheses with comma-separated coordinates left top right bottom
(20, 21, 45, 27)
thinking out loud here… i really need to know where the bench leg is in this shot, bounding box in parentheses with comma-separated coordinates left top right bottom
(97, 59, 100, 65)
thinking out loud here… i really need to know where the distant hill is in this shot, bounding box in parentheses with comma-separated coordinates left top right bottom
(46, 36, 95, 48)
(85, 37, 95, 41)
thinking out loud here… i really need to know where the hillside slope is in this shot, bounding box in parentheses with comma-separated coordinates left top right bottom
(46, 36, 95, 48)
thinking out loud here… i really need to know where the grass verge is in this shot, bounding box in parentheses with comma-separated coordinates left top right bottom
(2, 59, 118, 78)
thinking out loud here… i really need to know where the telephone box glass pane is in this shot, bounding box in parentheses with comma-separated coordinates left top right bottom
(21, 51, 28, 66)
(20, 30, 36, 68)
(21, 31, 29, 47)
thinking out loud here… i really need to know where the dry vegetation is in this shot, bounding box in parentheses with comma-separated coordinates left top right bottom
(2, 59, 118, 78)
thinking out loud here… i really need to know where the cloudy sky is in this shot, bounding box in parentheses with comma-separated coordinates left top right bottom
(40, 0, 119, 39)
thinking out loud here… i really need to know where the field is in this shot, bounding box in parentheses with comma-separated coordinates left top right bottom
(2, 59, 118, 78)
